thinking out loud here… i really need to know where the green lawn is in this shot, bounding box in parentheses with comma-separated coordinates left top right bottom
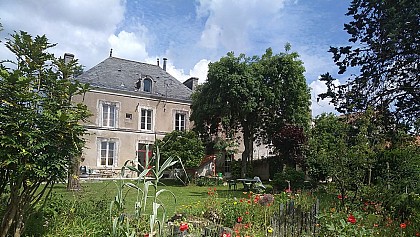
(26, 179, 256, 236)
(49, 179, 253, 217)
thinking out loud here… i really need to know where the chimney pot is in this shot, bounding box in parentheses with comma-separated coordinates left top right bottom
(163, 58, 167, 71)
(64, 53, 74, 64)
(157, 58, 160, 67)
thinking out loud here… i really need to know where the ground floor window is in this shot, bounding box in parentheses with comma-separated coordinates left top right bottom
(99, 138, 117, 166)
(224, 154, 233, 173)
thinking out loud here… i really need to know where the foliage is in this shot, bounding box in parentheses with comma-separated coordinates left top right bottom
(220, 192, 276, 236)
(191, 46, 311, 177)
(307, 112, 384, 205)
(24, 194, 110, 236)
(155, 130, 205, 169)
(195, 176, 220, 186)
(0, 31, 90, 237)
(272, 168, 306, 191)
(370, 145, 420, 222)
(317, 193, 420, 237)
(110, 145, 182, 237)
(308, 111, 420, 231)
(318, 0, 419, 126)
(271, 124, 308, 168)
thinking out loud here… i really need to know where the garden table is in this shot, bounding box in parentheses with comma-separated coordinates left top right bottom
(236, 178, 259, 191)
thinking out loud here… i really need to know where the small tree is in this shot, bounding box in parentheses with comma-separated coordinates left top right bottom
(307, 113, 374, 207)
(156, 130, 205, 169)
(0, 31, 90, 237)
(271, 124, 307, 169)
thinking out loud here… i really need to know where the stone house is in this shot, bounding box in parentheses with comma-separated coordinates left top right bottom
(75, 55, 198, 176)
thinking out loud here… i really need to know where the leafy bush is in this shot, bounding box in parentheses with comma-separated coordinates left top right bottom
(272, 168, 305, 191)
(24, 193, 110, 236)
(196, 176, 219, 186)
(156, 130, 205, 169)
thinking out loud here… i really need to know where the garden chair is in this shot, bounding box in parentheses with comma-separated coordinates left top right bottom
(253, 176, 266, 192)
(228, 179, 237, 190)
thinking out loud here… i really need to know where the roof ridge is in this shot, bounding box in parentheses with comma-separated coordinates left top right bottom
(109, 56, 160, 68)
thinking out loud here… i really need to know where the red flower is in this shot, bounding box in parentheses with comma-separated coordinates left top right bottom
(237, 216, 243, 223)
(337, 194, 348, 200)
(347, 214, 356, 224)
(415, 232, 420, 236)
(221, 232, 231, 237)
(179, 223, 189, 231)
(400, 223, 406, 229)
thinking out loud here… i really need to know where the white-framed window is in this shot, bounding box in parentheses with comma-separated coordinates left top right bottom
(140, 108, 153, 131)
(224, 154, 233, 173)
(175, 112, 186, 131)
(99, 101, 119, 128)
(98, 138, 118, 167)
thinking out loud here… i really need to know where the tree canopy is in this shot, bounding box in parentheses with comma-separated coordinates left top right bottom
(0, 31, 90, 237)
(191, 46, 311, 177)
(319, 0, 419, 127)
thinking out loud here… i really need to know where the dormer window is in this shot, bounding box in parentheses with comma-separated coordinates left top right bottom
(135, 76, 153, 93)
(143, 78, 152, 92)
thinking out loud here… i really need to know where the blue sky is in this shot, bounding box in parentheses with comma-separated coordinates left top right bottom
(0, 0, 353, 116)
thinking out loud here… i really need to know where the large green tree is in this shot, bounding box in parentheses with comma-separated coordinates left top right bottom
(191, 46, 310, 177)
(319, 0, 419, 126)
(0, 31, 90, 237)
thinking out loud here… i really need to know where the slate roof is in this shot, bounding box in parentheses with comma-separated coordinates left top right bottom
(77, 57, 193, 102)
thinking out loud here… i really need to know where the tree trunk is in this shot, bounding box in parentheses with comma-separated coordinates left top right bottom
(241, 125, 254, 178)
(13, 210, 24, 237)
(1, 188, 20, 237)
(67, 156, 81, 191)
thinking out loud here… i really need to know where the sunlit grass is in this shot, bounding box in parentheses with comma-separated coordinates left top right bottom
(48, 179, 252, 218)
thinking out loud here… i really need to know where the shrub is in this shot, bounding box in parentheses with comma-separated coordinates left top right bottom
(272, 168, 305, 191)
(24, 193, 110, 236)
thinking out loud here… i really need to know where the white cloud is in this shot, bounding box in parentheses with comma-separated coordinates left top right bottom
(153, 58, 210, 84)
(108, 30, 149, 61)
(309, 77, 340, 117)
(0, 0, 126, 68)
(196, 0, 288, 52)
(189, 59, 210, 84)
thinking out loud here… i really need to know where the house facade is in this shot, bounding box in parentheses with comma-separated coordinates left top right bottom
(75, 56, 197, 175)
